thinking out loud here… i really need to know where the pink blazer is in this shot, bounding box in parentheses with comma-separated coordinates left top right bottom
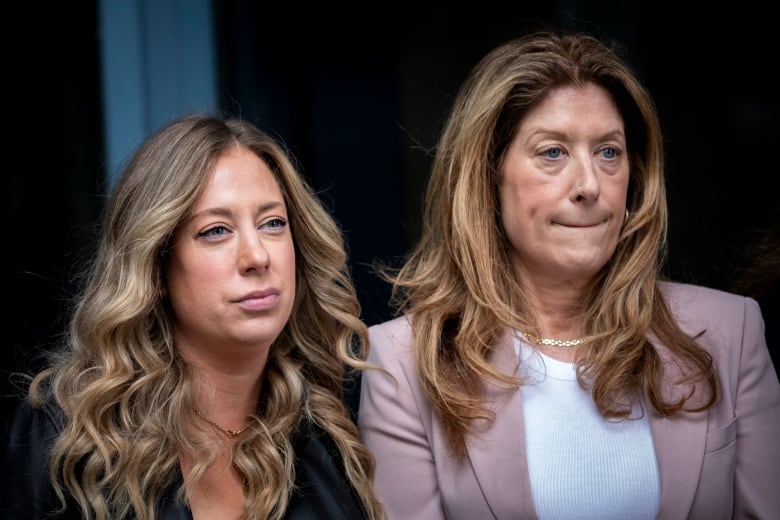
(358, 282, 780, 519)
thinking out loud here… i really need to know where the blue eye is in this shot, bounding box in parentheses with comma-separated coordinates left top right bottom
(199, 225, 230, 238)
(261, 218, 288, 230)
(543, 147, 562, 158)
(600, 147, 620, 159)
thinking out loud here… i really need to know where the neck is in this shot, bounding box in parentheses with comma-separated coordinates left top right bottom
(519, 281, 587, 340)
(189, 368, 263, 436)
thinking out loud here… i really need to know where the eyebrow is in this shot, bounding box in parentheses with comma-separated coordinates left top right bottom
(524, 128, 626, 142)
(188, 200, 286, 222)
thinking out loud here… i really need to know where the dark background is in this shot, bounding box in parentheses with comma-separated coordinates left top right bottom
(5, 1, 778, 394)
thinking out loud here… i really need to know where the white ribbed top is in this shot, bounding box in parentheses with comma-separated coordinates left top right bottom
(515, 334, 660, 519)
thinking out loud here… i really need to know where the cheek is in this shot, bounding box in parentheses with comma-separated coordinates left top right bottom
(499, 178, 551, 229)
(274, 241, 297, 282)
(499, 199, 536, 253)
(499, 179, 525, 233)
(167, 254, 226, 297)
(278, 245, 297, 316)
(605, 175, 630, 212)
(284, 252, 296, 284)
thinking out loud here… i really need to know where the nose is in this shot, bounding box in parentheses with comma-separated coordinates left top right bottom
(238, 231, 269, 273)
(570, 154, 600, 202)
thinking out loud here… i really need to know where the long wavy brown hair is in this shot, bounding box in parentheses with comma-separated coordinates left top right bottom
(383, 30, 718, 456)
(27, 114, 384, 519)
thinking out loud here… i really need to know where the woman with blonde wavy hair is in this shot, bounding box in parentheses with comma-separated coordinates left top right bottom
(1, 114, 384, 519)
(358, 30, 780, 519)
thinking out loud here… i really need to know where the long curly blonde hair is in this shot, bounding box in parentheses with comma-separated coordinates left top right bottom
(28, 114, 384, 519)
(384, 30, 718, 456)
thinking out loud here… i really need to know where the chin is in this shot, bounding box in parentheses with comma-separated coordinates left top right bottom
(231, 326, 285, 349)
(553, 257, 608, 281)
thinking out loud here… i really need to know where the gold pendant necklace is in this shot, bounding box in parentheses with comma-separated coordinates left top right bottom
(523, 331, 588, 348)
(194, 408, 254, 438)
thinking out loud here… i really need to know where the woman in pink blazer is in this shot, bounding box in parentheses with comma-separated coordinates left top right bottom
(358, 30, 780, 520)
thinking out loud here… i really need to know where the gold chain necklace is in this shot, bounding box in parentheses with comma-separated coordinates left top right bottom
(194, 408, 253, 438)
(523, 331, 588, 348)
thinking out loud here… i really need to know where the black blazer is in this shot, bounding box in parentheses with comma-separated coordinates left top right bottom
(0, 393, 368, 519)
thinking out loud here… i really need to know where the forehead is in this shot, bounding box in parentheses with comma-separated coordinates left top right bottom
(195, 148, 283, 206)
(521, 83, 623, 130)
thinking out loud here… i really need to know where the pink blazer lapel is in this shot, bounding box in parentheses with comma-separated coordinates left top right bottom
(465, 332, 539, 520)
(649, 316, 709, 519)
(650, 408, 708, 518)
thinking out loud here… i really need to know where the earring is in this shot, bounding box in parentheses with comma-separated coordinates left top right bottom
(621, 209, 630, 232)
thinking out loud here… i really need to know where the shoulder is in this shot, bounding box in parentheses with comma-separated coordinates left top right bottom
(658, 281, 771, 374)
(660, 280, 753, 308)
(367, 315, 414, 366)
(1, 390, 65, 517)
(286, 419, 367, 519)
(659, 280, 762, 330)
(369, 314, 413, 344)
(1, 389, 63, 459)
(1, 383, 64, 442)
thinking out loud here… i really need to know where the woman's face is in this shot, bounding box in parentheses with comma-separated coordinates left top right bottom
(165, 146, 296, 362)
(498, 83, 629, 290)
